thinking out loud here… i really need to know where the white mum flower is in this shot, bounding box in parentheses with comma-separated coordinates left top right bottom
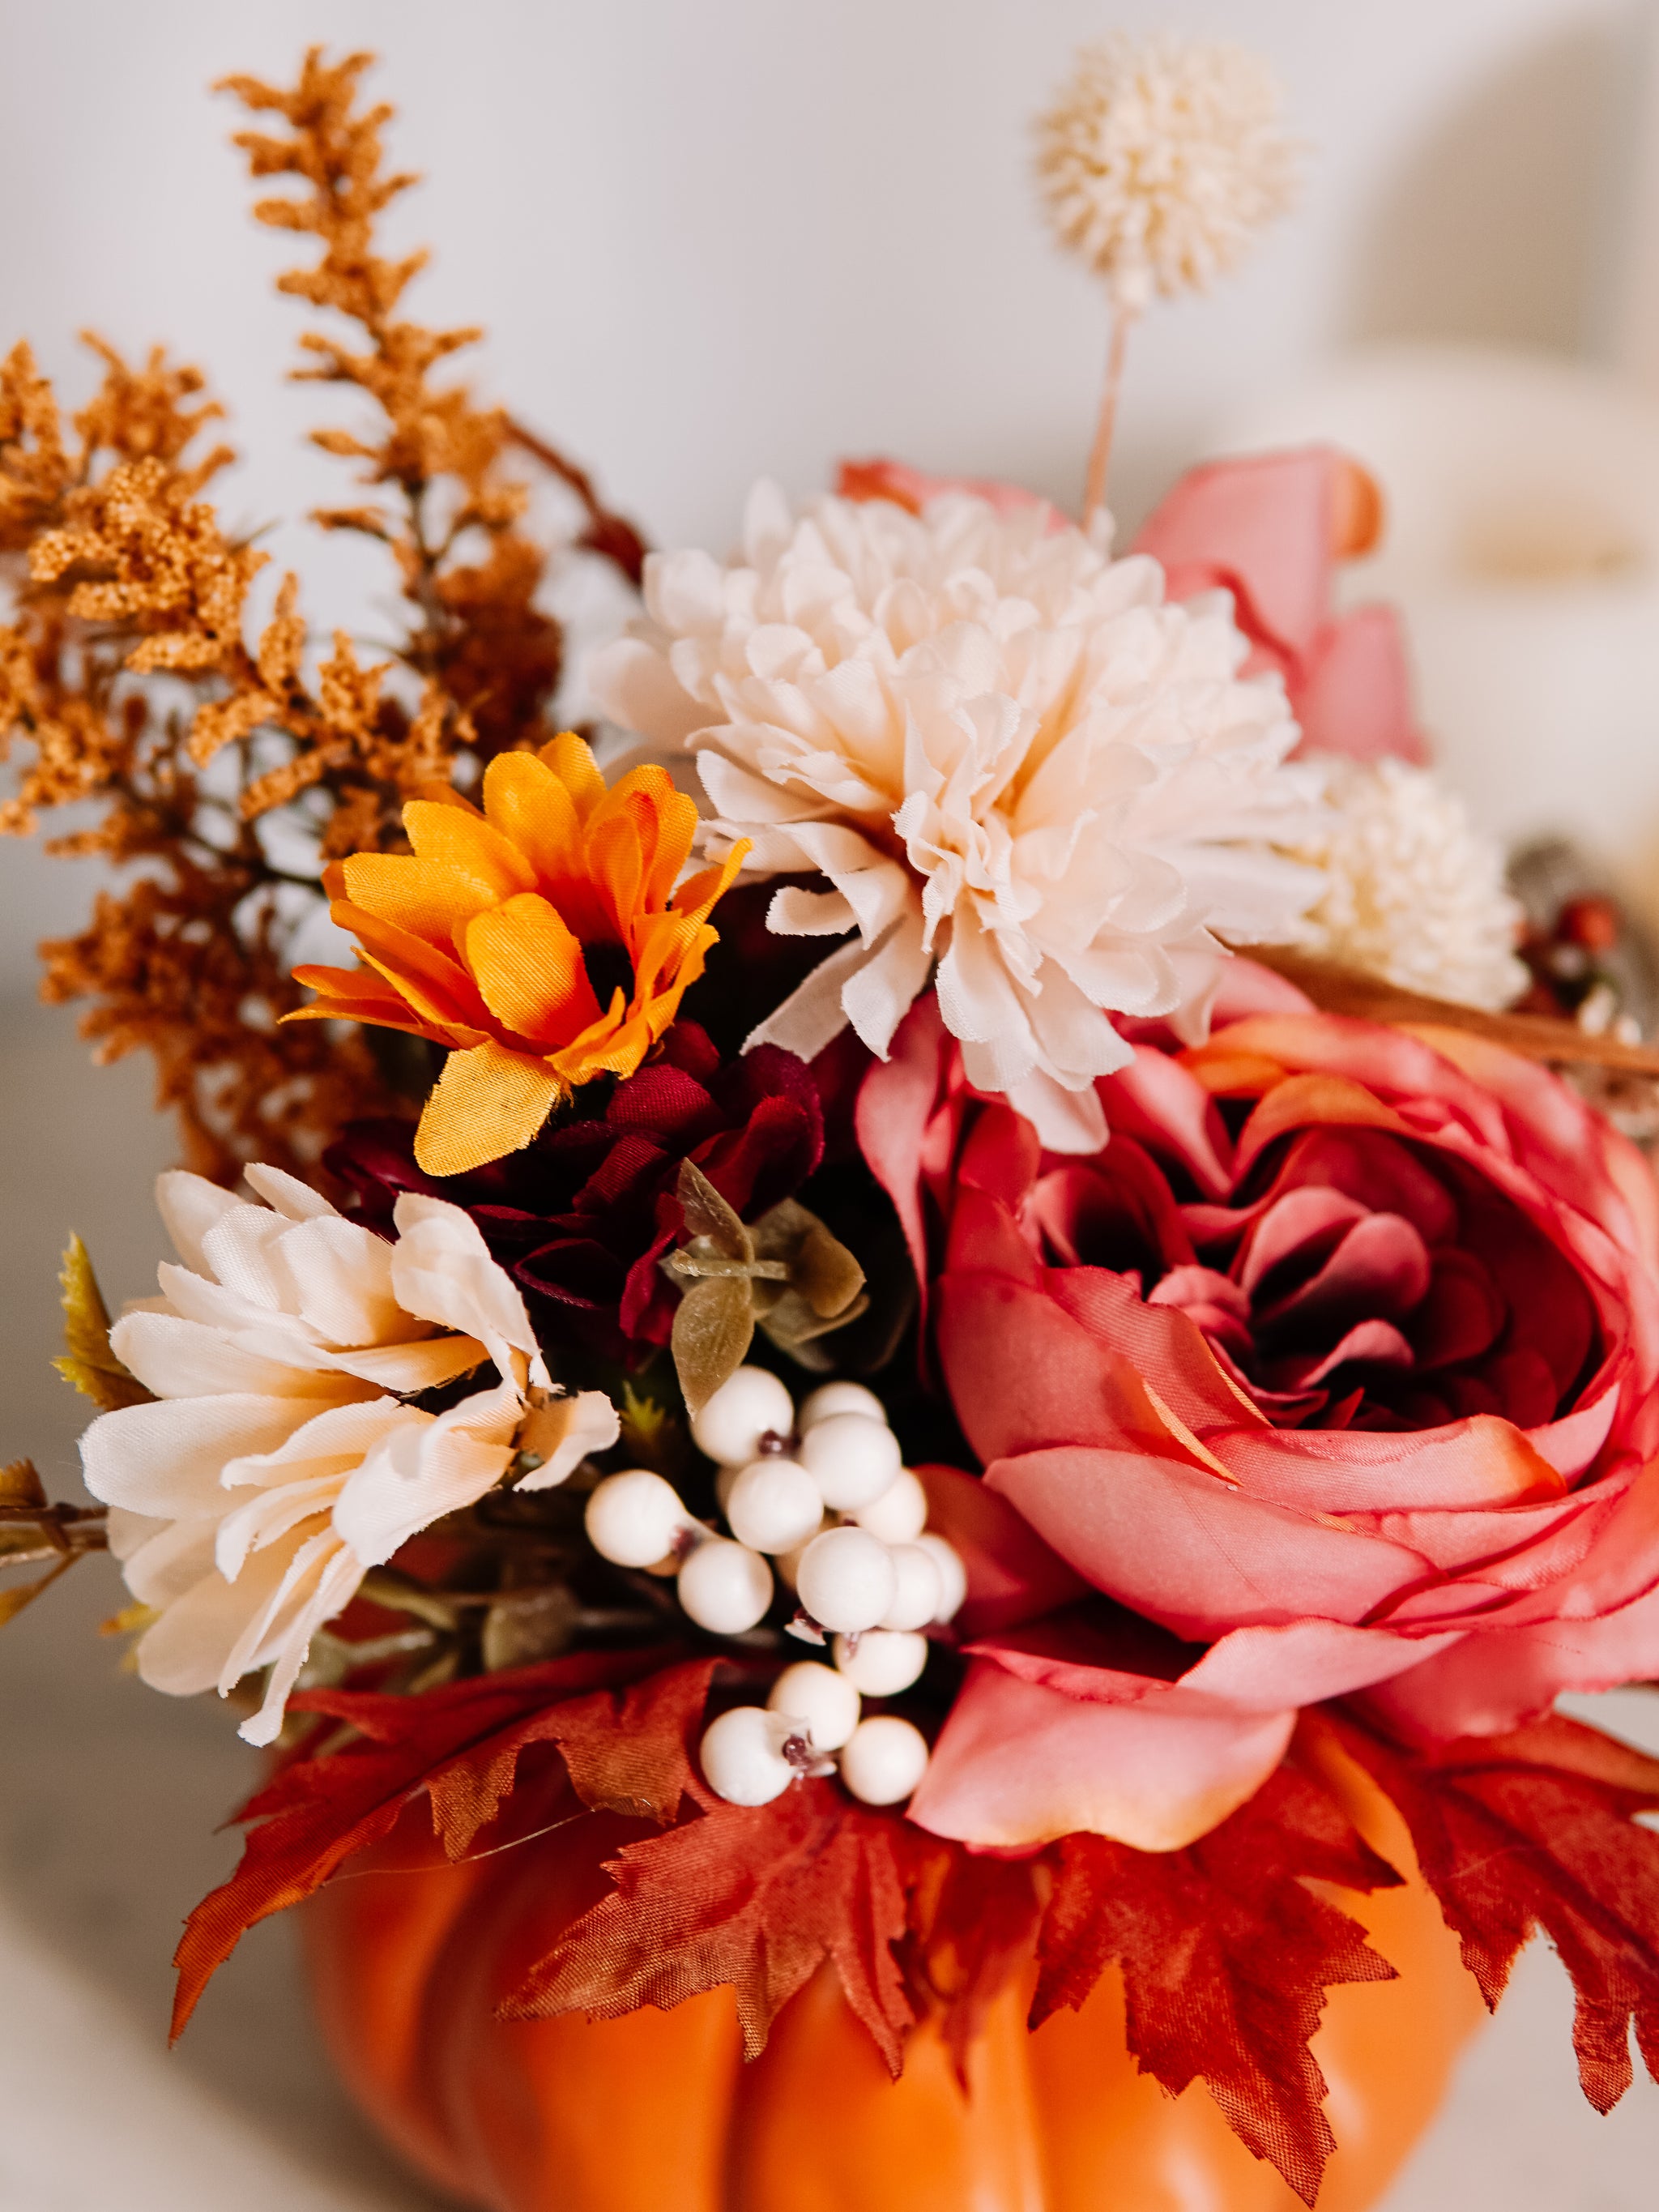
(1296, 758, 1527, 1011)
(1033, 33, 1301, 311)
(81, 1164, 617, 1745)
(592, 485, 1326, 1151)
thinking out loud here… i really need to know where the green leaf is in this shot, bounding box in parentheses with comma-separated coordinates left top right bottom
(670, 1274, 756, 1415)
(618, 1383, 672, 1468)
(53, 1235, 151, 1411)
(675, 1159, 752, 1262)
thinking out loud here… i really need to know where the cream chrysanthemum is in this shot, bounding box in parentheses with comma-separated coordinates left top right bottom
(1034, 33, 1300, 311)
(1295, 758, 1527, 1011)
(81, 1165, 616, 1744)
(592, 485, 1327, 1151)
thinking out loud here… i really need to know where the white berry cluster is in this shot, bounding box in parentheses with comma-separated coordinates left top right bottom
(582, 1366, 965, 1811)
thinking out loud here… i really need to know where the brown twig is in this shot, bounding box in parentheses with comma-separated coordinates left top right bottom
(1252, 946, 1659, 1076)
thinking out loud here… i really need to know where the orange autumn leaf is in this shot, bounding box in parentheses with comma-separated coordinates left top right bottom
(288, 732, 748, 1174)
(171, 1647, 710, 2040)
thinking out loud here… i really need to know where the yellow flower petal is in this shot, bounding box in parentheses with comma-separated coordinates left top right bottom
(481, 753, 582, 885)
(414, 1042, 566, 1176)
(340, 852, 497, 945)
(463, 893, 600, 1047)
(403, 801, 538, 901)
(539, 730, 608, 821)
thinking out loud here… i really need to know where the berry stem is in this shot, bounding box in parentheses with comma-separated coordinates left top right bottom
(1082, 301, 1138, 532)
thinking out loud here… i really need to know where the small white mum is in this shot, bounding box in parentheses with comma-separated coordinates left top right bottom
(1034, 33, 1300, 311)
(1297, 758, 1527, 1011)
(81, 1165, 616, 1744)
(591, 485, 1327, 1151)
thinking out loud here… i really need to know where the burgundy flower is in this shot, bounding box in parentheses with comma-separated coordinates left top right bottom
(328, 1023, 822, 1364)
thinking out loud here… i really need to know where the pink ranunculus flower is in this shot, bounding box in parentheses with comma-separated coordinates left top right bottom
(860, 989, 1659, 1851)
(838, 446, 1428, 767)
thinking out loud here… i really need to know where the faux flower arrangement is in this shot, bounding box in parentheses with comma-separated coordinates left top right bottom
(10, 39, 1659, 2212)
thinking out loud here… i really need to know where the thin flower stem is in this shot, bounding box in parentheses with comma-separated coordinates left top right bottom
(1082, 301, 1138, 533)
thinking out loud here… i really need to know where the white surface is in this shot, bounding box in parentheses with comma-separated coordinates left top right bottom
(3, 1001, 1659, 2205)
(0, 0, 1644, 986)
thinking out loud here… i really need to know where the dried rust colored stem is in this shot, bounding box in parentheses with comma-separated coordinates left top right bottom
(1252, 946, 1659, 1077)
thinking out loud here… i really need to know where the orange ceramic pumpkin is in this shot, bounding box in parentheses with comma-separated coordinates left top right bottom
(303, 1739, 1485, 2212)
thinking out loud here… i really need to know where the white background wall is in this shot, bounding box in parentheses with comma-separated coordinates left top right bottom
(0, 0, 1644, 992)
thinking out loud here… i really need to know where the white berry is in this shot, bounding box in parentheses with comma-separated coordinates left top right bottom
(767, 1661, 861, 1752)
(799, 1413, 902, 1511)
(773, 1537, 810, 1591)
(918, 1533, 967, 1622)
(795, 1526, 897, 1633)
(699, 1706, 795, 1805)
(880, 1543, 942, 1631)
(853, 1467, 928, 1544)
(841, 1715, 930, 1805)
(833, 1629, 928, 1696)
(724, 1458, 823, 1554)
(584, 1470, 690, 1569)
(797, 1381, 886, 1431)
(677, 1539, 774, 1634)
(690, 1366, 795, 1467)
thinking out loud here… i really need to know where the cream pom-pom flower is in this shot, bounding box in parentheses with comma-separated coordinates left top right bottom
(592, 484, 1326, 1151)
(80, 1164, 617, 1745)
(1033, 33, 1300, 313)
(1294, 757, 1528, 1012)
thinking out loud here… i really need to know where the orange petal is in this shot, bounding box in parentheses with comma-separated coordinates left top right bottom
(285, 964, 436, 1037)
(552, 1001, 656, 1089)
(481, 752, 583, 887)
(463, 892, 601, 1047)
(674, 839, 752, 924)
(539, 730, 608, 821)
(595, 769, 699, 918)
(339, 904, 491, 1035)
(587, 802, 647, 933)
(403, 799, 538, 901)
(414, 1041, 565, 1176)
(341, 852, 499, 944)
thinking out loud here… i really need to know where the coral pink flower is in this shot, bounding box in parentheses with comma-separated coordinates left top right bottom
(859, 986, 1659, 1851)
(1134, 448, 1427, 766)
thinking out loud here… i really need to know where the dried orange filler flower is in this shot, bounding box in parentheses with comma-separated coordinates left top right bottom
(0, 49, 645, 1181)
(290, 734, 748, 1175)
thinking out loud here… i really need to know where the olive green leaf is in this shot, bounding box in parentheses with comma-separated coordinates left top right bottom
(663, 1161, 869, 1410)
(54, 1235, 152, 1411)
(670, 1273, 759, 1416)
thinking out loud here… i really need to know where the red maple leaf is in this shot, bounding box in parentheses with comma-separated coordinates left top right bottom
(1030, 1757, 1404, 2207)
(503, 1776, 915, 2071)
(1332, 1706, 1659, 2112)
(901, 1835, 1046, 2083)
(171, 1646, 710, 2039)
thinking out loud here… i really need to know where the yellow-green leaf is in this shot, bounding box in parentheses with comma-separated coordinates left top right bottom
(54, 1234, 152, 1411)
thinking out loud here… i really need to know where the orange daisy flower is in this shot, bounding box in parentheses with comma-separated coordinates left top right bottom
(287, 733, 747, 1176)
